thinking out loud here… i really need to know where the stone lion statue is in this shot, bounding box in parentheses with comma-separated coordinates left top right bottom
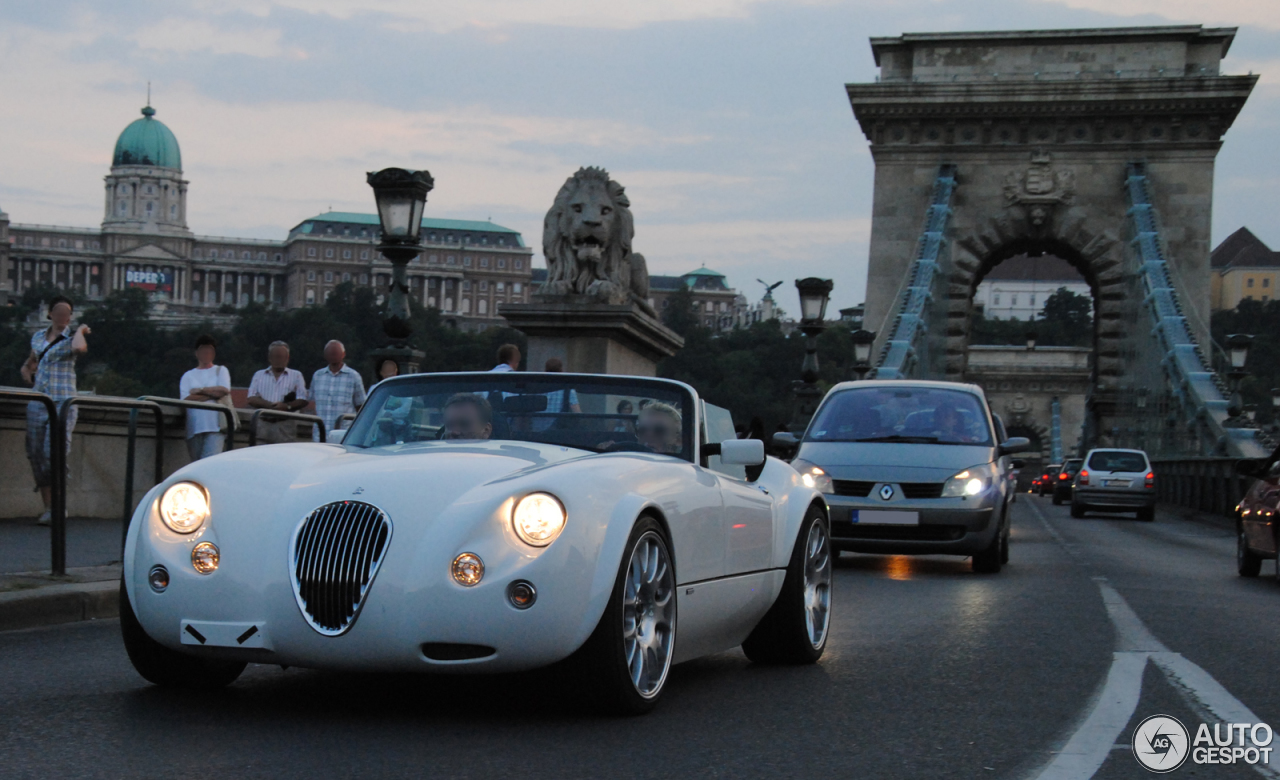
(540, 167, 654, 315)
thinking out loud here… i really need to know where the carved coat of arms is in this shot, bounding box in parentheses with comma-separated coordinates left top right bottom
(1003, 151, 1076, 226)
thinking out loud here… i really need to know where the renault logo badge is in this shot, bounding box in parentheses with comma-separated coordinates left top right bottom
(879, 484, 894, 501)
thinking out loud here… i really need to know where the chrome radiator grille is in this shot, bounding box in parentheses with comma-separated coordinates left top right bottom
(290, 500, 392, 636)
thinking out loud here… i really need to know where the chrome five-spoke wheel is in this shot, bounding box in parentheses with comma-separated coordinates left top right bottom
(802, 520, 832, 649)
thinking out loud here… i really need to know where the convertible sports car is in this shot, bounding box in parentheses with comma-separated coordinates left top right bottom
(121, 373, 831, 714)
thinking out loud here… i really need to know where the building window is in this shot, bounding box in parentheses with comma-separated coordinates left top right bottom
(361, 250, 369, 260)
(118, 202, 128, 215)
(479, 299, 488, 315)
(274, 253, 283, 262)
(464, 256, 473, 267)
(462, 298, 472, 313)
(1011, 295, 1018, 306)
(462, 280, 471, 291)
(307, 247, 316, 257)
(498, 258, 507, 269)
(1030, 294, 1036, 307)
(1265, 278, 1272, 288)
(325, 248, 334, 259)
(342, 272, 351, 282)
(306, 289, 316, 304)
(447, 255, 456, 265)
(170, 205, 177, 218)
(496, 282, 505, 292)
(343, 249, 352, 259)
(360, 274, 368, 284)
(513, 283, 522, 293)
(479, 280, 488, 291)
(428, 254, 437, 263)
(257, 252, 266, 261)
(1247, 278, 1255, 288)
(192, 291, 201, 303)
(324, 271, 334, 282)
(307, 270, 316, 281)
(993, 294, 1000, 305)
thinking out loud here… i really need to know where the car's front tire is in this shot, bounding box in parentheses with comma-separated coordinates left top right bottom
(972, 528, 1003, 574)
(742, 505, 831, 665)
(1237, 526, 1262, 578)
(1070, 501, 1086, 518)
(570, 517, 676, 715)
(119, 581, 246, 689)
(1137, 506, 1155, 523)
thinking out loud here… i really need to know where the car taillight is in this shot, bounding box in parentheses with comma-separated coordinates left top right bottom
(1144, 471, 1155, 488)
(1059, 473, 1070, 481)
(1078, 470, 1089, 485)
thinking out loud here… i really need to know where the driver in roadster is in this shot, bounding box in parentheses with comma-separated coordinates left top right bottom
(443, 393, 492, 440)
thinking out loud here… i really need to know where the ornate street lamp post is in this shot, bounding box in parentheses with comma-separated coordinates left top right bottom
(851, 328, 876, 380)
(1224, 333, 1254, 424)
(367, 167, 434, 375)
(1025, 329, 1037, 351)
(789, 277, 833, 434)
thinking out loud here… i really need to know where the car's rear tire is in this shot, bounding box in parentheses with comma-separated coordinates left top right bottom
(742, 506, 831, 665)
(569, 517, 675, 716)
(972, 529, 1003, 574)
(1237, 526, 1263, 578)
(119, 581, 246, 689)
(1137, 507, 1155, 523)
(1070, 501, 1086, 519)
(1052, 492, 1063, 506)
(1000, 524, 1010, 565)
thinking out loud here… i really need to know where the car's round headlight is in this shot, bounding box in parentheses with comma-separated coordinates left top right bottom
(512, 493, 566, 547)
(159, 482, 209, 534)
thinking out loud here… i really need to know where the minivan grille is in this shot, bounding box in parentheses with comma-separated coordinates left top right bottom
(290, 501, 392, 636)
(832, 480, 875, 497)
(899, 483, 945, 499)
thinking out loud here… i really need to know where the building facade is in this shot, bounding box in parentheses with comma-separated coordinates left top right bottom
(1210, 227, 1279, 311)
(1, 105, 533, 330)
(973, 254, 1090, 321)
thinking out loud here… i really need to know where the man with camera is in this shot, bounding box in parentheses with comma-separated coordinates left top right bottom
(246, 340, 309, 445)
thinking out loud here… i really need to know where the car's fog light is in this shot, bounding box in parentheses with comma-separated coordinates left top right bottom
(148, 565, 170, 592)
(452, 553, 484, 586)
(507, 580, 537, 609)
(191, 542, 220, 574)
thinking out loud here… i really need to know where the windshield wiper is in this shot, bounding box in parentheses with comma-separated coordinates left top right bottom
(853, 435, 939, 443)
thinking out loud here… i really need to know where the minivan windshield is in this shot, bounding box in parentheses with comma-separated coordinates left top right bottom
(1087, 451, 1148, 473)
(806, 386, 993, 446)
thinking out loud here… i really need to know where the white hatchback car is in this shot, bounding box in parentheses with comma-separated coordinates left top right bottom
(1070, 448, 1156, 522)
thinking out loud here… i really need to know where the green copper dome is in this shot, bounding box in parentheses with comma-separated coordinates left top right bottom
(112, 106, 181, 169)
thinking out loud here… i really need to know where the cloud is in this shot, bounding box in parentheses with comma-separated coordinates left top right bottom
(1029, 0, 1280, 30)
(131, 18, 297, 58)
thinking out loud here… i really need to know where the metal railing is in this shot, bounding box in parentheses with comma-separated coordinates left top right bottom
(139, 396, 237, 453)
(0, 388, 65, 573)
(248, 408, 326, 445)
(1151, 458, 1249, 519)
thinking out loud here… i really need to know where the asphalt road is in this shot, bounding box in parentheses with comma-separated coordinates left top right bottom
(2, 497, 1278, 780)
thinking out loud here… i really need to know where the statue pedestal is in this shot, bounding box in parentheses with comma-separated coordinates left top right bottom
(499, 301, 684, 376)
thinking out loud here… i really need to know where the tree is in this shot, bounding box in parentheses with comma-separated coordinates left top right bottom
(1041, 287, 1092, 332)
(661, 285, 701, 338)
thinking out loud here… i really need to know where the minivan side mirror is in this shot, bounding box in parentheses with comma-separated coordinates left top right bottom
(999, 437, 1031, 455)
(770, 431, 799, 459)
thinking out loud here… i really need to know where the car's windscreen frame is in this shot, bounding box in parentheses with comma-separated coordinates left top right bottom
(343, 373, 698, 462)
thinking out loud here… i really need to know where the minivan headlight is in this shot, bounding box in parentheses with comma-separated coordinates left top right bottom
(792, 459, 834, 494)
(942, 464, 995, 497)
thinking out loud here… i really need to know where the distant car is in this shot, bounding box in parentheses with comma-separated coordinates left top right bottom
(1037, 464, 1062, 496)
(1070, 448, 1156, 522)
(1233, 458, 1280, 580)
(1052, 458, 1084, 505)
(120, 372, 831, 714)
(776, 379, 1028, 573)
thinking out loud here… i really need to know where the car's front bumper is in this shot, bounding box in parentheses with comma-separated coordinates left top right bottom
(1073, 488, 1156, 509)
(824, 495, 998, 555)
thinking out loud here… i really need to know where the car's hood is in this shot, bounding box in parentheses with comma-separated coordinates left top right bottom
(796, 441, 995, 483)
(174, 440, 592, 526)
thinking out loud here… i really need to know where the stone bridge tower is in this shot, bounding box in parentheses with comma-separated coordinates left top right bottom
(847, 26, 1265, 457)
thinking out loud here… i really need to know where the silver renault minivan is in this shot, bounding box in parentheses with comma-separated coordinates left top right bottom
(778, 380, 1028, 573)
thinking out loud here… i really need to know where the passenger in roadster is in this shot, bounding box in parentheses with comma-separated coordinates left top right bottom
(443, 393, 492, 440)
(636, 402, 683, 455)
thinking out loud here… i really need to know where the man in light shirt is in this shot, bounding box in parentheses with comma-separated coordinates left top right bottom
(491, 343, 521, 372)
(246, 340, 309, 444)
(179, 334, 232, 460)
(309, 340, 365, 441)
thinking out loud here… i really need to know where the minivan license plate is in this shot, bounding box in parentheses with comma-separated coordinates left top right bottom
(852, 510, 920, 525)
(1105, 479, 1130, 487)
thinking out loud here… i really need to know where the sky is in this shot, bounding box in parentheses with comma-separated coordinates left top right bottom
(2, 0, 1278, 312)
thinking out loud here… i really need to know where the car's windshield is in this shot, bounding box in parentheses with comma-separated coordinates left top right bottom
(806, 386, 993, 446)
(1087, 451, 1148, 473)
(343, 373, 695, 461)
(1061, 459, 1083, 475)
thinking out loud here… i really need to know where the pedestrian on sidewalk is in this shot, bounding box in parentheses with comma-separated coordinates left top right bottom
(246, 340, 308, 444)
(491, 343, 521, 372)
(19, 295, 89, 526)
(179, 334, 232, 460)
(309, 340, 365, 441)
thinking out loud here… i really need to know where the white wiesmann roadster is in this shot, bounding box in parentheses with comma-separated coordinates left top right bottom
(121, 373, 832, 713)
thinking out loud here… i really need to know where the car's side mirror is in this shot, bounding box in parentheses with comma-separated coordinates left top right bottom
(1235, 458, 1267, 477)
(771, 430, 799, 455)
(718, 439, 766, 466)
(328, 428, 347, 444)
(999, 437, 1031, 455)
(1011, 459, 1026, 469)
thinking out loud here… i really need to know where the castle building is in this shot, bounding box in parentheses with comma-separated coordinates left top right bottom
(1210, 227, 1280, 311)
(973, 254, 1090, 321)
(1, 105, 533, 329)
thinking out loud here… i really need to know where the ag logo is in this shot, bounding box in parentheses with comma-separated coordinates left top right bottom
(1132, 715, 1190, 773)
(879, 484, 894, 501)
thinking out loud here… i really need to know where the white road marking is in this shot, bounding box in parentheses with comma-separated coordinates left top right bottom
(1026, 499, 1280, 780)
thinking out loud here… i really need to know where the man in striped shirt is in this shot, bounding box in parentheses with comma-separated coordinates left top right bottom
(309, 340, 366, 441)
(247, 341, 309, 444)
